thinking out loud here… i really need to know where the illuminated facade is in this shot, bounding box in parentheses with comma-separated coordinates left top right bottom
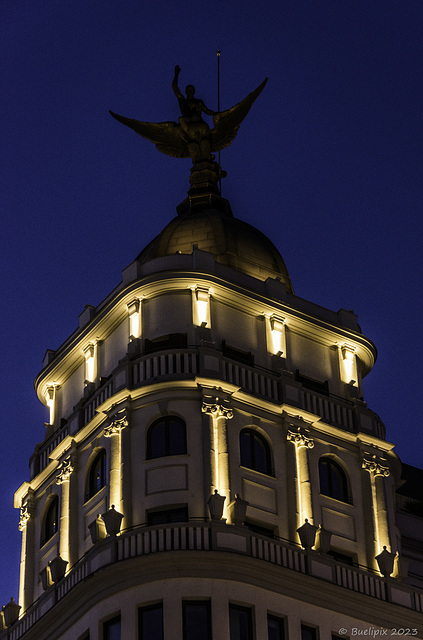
(1, 198, 423, 640)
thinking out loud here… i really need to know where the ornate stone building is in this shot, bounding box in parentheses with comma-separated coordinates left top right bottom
(1, 128, 423, 639)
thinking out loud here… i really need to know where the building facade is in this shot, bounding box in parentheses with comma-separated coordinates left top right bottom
(1, 193, 422, 639)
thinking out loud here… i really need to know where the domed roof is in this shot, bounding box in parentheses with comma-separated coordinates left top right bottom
(137, 208, 293, 293)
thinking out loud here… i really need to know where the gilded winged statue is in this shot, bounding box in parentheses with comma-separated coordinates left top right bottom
(110, 66, 267, 191)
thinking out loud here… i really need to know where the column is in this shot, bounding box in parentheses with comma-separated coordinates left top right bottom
(202, 397, 233, 520)
(18, 492, 35, 612)
(104, 410, 128, 512)
(56, 457, 74, 564)
(287, 426, 314, 528)
(362, 454, 391, 561)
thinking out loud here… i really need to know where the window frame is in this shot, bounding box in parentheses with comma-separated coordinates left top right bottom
(301, 624, 318, 640)
(182, 600, 212, 640)
(138, 603, 164, 640)
(240, 428, 273, 476)
(147, 506, 188, 526)
(103, 614, 121, 640)
(318, 457, 350, 504)
(267, 614, 285, 640)
(86, 449, 107, 501)
(40, 495, 59, 547)
(229, 604, 254, 640)
(146, 416, 187, 460)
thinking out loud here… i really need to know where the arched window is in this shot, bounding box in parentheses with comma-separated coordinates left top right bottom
(319, 458, 350, 503)
(240, 429, 273, 476)
(41, 495, 58, 547)
(147, 416, 187, 459)
(86, 450, 107, 501)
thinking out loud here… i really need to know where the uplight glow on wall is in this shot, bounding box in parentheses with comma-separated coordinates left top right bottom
(127, 299, 141, 340)
(192, 287, 211, 327)
(45, 386, 56, 425)
(339, 345, 357, 386)
(268, 315, 285, 356)
(84, 343, 96, 384)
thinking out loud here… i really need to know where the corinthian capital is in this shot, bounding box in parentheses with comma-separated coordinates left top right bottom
(362, 455, 390, 478)
(104, 412, 128, 437)
(18, 505, 31, 531)
(202, 399, 233, 420)
(56, 457, 74, 484)
(287, 427, 314, 449)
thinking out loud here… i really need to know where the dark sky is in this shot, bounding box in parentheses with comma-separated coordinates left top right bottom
(1, 0, 422, 607)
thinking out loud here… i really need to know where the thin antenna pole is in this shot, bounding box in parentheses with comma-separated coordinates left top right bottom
(217, 49, 221, 195)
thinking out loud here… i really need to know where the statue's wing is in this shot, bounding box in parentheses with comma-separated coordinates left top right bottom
(210, 78, 268, 152)
(109, 111, 189, 158)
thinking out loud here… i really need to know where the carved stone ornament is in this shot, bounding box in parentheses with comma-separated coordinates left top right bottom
(56, 457, 74, 484)
(18, 505, 31, 531)
(202, 400, 233, 420)
(287, 427, 314, 449)
(104, 412, 128, 438)
(362, 455, 390, 478)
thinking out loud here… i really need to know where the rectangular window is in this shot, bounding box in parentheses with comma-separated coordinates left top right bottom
(103, 615, 121, 640)
(229, 604, 253, 640)
(147, 506, 188, 526)
(268, 615, 285, 640)
(332, 635, 348, 640)
(301, 625, 317, 640)
(183, 601, 212, 640)
(139, 603, 163, 640)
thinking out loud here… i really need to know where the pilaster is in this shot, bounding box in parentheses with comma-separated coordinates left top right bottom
(202, 394, 233, 521)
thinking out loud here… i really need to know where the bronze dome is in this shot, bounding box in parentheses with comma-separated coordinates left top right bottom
(137, 208, 293, 293)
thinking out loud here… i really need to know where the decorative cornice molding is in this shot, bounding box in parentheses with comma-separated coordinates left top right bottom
(362, 455, 390, 478)
(56, 457, 74, 484)
(287, 427, 314, 449)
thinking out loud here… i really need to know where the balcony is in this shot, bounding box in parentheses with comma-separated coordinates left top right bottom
(33, 346, 385, 476)
(3, 521, 422, 639)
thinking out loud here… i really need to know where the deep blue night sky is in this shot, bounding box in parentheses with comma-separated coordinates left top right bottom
(1, 0, 422, 607)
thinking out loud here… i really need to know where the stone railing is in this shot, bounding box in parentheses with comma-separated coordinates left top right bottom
(132, 350, 198, 384)
(33, 347, 385, 474)
(4, 522, 422, 640)
(36, 423, 69, 474)
(83, 378, 114, 425)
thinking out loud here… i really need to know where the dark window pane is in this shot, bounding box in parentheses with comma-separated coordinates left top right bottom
(150, 421, 167, 458)
(183, 601, 211, 640)
(41, 496, 58, 546)
(240, 429, 272, 475)
(319, 459, 349, 503)
(169, 419, 186, 456)
(268, 615, 285, 640)
(301, 625, 317, 640)
(240, 431, 252, 469)
(147, 417, 187, 459)
(104, 616, 121, 640)
(253, 436, 268, 474)
(148, 507, 188, 526)
(139, 604, 163, 640)
(229, 605, 253, 640)
(87, 450, 106, 500)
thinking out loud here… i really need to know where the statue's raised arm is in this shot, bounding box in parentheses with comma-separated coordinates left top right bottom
(110, 67, 267, 196)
